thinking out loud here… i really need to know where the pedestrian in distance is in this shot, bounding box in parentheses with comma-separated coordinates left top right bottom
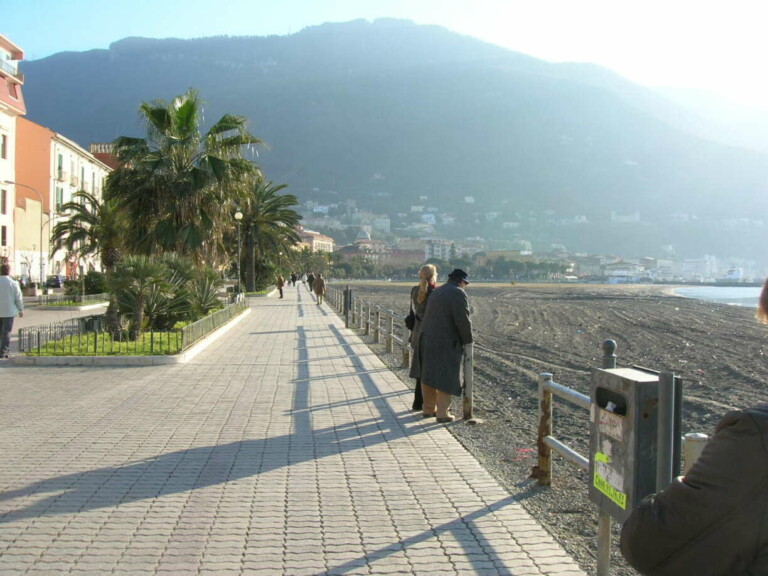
(313, 273, 326, 305)
(290, 272, 297, 287)
(0, 263, 24, 359)
(619, 276, 768, 576)
(419, 268, 473, 423)
(408, 264, 438, 412)
(307, 272, 315, 292)
(276, 274, 285, 299)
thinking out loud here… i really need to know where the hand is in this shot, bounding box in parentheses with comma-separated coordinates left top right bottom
(18, 311, 23, 317)
(462, 343, 473, 358)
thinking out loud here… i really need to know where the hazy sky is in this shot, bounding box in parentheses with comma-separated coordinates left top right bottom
(5, 0, 767, 108)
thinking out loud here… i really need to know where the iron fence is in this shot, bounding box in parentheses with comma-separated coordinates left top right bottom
(39, 292, 110, 306)
(18, 297, 247, 356)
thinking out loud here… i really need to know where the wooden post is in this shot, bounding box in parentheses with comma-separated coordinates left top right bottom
(364, 303, 370, 336)
(386, 314, 394, 352)
(535, 372, 553, 486)
(462, 343, 474, 420)
(374, 309, 381, 344)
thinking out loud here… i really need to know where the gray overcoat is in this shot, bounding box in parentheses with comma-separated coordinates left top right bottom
(419, 279, 473, 396)
(408, 284, 432, 379)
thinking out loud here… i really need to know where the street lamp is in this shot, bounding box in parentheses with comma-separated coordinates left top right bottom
(234, 211, 243, 293)
(2, 180, 44, 284)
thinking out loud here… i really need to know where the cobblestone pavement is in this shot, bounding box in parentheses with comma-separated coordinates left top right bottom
(0, 286, 586, 575)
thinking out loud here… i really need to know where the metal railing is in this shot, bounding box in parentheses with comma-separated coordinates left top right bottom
(180, 297, 247, 350)
(39, 292, 110, 306)
(19, 297, 247, 356)
(327, 286, 411, 368)
(0, 59, 23, 82)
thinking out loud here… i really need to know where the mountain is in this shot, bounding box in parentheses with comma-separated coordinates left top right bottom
(19, 19, 768, 264)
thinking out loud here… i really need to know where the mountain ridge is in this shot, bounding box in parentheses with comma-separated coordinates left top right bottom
(19, 19, 768, 263)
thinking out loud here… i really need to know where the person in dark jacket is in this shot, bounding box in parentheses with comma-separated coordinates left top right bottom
(419, 268, 473, 423)
(408, 264, 438, 413)
(313, 273, 326, 305)
(620, 277, 768, 576)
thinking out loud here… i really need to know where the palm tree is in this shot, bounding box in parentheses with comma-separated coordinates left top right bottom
(50, 190, 128, 333)
(240, 179, 302, 291)
(105, 88, 262, 265)
(49, 190, 127, 274)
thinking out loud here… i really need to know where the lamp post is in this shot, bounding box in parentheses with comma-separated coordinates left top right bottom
(2, 180, 44, 284)
(234, 211, 243, 293)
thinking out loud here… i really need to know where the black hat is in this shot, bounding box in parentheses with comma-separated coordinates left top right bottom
(448, 269, 470, 284)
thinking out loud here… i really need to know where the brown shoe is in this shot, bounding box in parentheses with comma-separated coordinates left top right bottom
(422, 412, 436, 418)
(436, 415, 455, 423)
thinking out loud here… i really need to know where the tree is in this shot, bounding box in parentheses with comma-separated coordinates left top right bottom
(50, 189, 129, 334)
(105, 88, 262, 265)
(49, 190, 127, 274)
(240, 179, 302, 291)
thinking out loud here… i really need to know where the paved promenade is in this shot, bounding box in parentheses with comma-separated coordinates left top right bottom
(0, 286, 586, 575)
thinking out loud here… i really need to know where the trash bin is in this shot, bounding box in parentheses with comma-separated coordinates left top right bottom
(588, 367, 660, 522)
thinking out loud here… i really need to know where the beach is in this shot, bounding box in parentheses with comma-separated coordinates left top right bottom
(344, 281, 768, 575)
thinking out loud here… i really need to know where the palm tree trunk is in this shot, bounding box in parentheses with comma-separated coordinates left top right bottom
(133, 296, 144, 341)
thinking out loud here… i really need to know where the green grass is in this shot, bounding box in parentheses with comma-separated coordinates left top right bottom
(28, 331, 183, 356)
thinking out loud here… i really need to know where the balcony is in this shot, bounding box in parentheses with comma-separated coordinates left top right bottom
(56, 171, 69, 182)
(0, 59, 23, 83)
(70, 175, 79, 187)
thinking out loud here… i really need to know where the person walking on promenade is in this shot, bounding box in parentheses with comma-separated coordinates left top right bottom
(307, 272, 315, 292)
(0, 263, 24, 359)
(419, 268, 472, 422)
(408, 264, 438, 412)
(290, 272, 297, 287)
(620, 277, 768, 576)
(313, 272, 326, 305)
(276, 274, 285, 299)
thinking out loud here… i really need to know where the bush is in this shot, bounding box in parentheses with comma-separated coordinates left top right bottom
(84, 271, 108, 294)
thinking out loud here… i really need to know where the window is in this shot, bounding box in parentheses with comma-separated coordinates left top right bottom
(0, 189, 5, 215)
(57, 154, 64, 179)
(1, 226, 6, 247)
(56, 187, 64, 212)
(1, 134, 7, 159)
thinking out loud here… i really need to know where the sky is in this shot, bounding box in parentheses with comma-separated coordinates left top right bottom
(4, 0, 768, 109)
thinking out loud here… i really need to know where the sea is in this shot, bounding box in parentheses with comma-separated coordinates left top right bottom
(674, 286, 762, 308)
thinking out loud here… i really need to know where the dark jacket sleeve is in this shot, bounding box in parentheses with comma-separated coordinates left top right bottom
(620, 406, 768, 576)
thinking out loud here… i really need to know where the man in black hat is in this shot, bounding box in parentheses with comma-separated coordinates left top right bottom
(418, 268, 473, 422)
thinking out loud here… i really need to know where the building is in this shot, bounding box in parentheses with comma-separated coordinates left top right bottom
(14, 118, 111, 281)
(0, 35, 26, 269)
(297, 227, 335, 253)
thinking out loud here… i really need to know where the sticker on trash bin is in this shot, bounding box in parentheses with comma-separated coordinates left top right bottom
(597, 408, 624, 442)
(593, 470, 627, 509)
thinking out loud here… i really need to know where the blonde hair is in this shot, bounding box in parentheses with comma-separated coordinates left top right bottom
(758, 278, 768, 324)
(417, 264, 437, 303)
